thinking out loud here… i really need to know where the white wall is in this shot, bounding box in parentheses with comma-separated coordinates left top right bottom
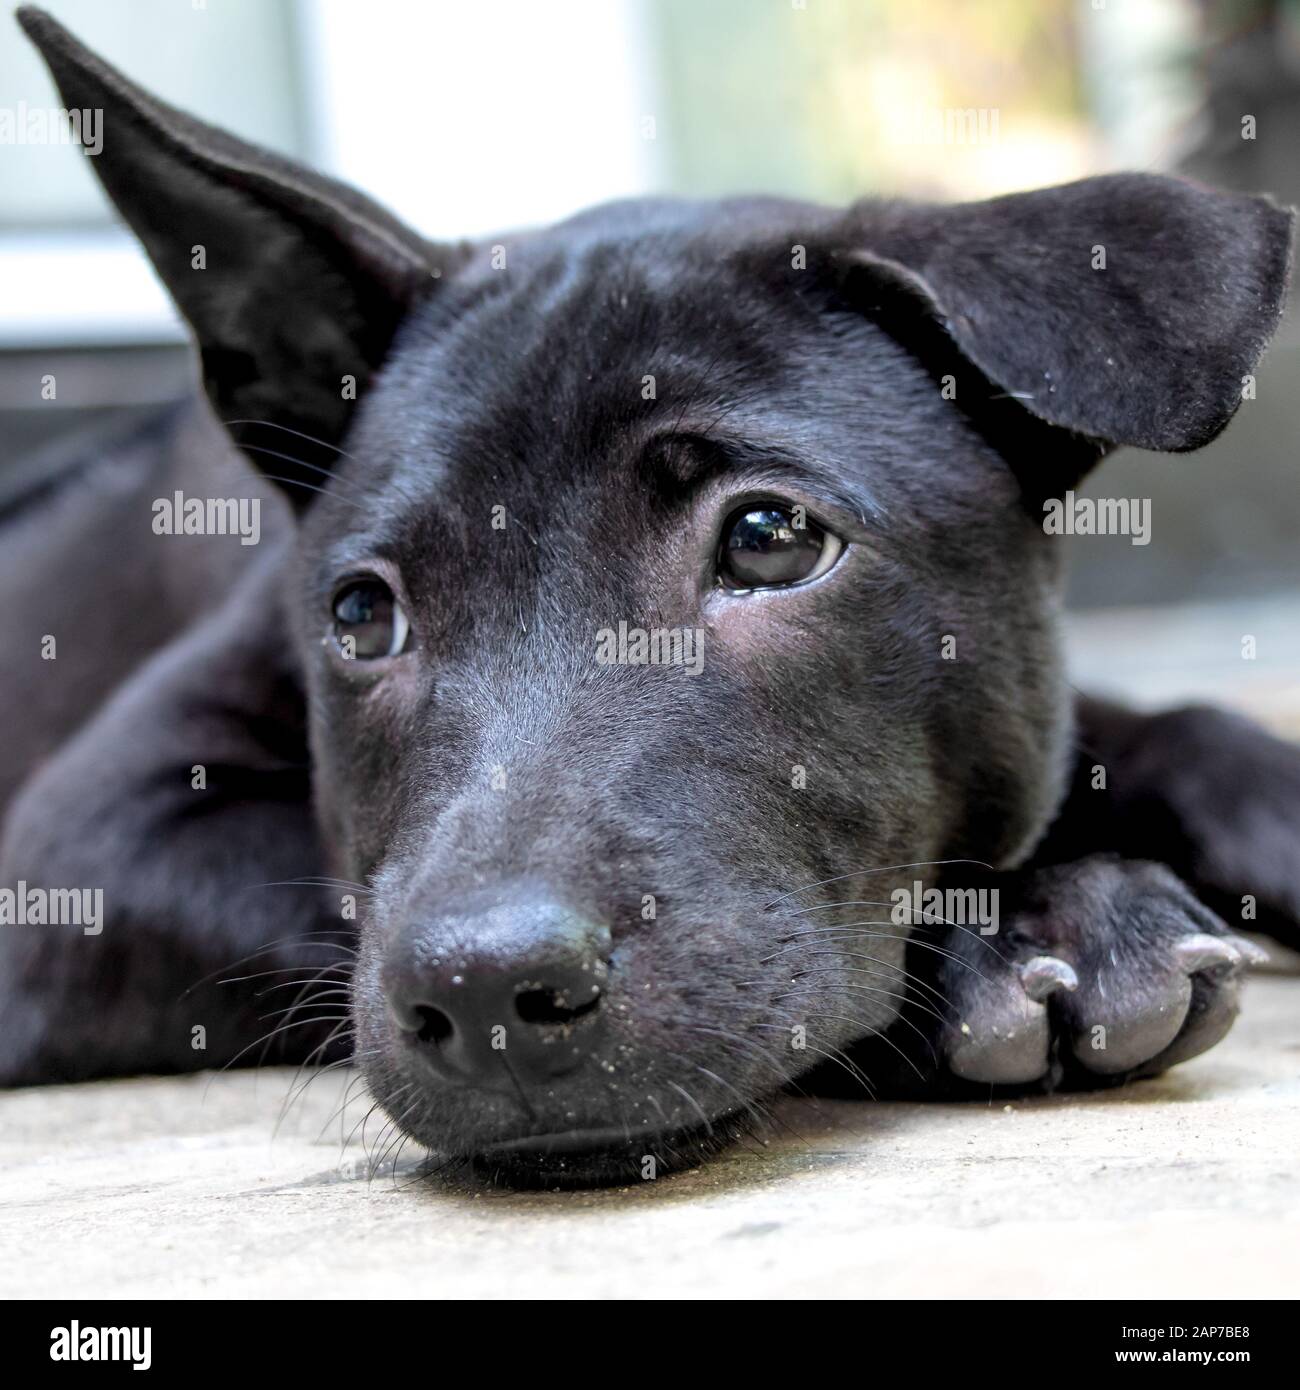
(0, 0, 662, 345)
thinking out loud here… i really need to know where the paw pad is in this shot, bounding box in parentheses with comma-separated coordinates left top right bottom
(935, 866, 1264, 1089)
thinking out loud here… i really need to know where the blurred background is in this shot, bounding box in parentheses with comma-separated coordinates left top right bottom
(1, 0, 1297, 721)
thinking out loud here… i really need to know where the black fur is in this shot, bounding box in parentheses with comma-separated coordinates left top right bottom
(2, 8, 1297, 1187)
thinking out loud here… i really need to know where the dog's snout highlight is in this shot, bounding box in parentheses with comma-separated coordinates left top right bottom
(383, 890, 611, 1089)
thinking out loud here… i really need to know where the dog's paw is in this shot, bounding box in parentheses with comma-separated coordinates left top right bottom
(1117, 705, 1300, 946)
(0, 970, 59, 1087)
(937, 858, 1266, 1088)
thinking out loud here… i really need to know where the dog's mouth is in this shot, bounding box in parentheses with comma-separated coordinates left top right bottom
(464, 1113, 751, 1189)
(481, 1124, 670, 1156)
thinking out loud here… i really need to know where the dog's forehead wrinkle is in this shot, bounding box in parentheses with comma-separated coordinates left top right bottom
(386, 231, 787, 402)
(359, 277, 992, 569)
(336, 235, 979, 570)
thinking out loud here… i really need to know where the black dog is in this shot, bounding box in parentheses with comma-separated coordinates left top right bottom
(3, 8, 1298, 1185)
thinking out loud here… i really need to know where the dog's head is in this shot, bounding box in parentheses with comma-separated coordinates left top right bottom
(24, 8, 1292, 1183)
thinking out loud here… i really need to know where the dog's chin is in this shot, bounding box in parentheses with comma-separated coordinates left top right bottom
(358, 1023, 770, 1188)
(459, 1114, 752, 1190)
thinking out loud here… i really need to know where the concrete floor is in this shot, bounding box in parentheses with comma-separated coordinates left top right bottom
(2, 962, 1296, 1300)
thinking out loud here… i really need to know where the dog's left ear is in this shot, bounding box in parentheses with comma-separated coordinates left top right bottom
(18, 6, 460, 505)
(838, 173, 1294, 455)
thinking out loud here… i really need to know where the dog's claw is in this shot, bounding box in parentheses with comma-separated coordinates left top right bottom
(1228, 934, 1271, 967)
(1017, 954, 1078, 1001)
(1173, 933, 1242, 975)
(946, 959, 1072, 1084)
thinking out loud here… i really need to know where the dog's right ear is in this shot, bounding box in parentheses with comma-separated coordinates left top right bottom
(19, 7, 460, 507)
(831, 173, 1294, 467)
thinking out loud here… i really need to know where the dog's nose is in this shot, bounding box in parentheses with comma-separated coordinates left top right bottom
(383, 893, 610, 1087)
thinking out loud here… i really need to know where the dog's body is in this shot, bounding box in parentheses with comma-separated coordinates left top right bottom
(3, 8, 1300, 1184)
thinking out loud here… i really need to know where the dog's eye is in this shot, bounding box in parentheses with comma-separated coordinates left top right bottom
(717, 505, 842, 591)
(331, 577, 409, 659)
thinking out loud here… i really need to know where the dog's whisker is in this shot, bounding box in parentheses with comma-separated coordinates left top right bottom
(373, 1096, 423, 1182)
(748, 1023, 877, 1099)
(180, 931, 357, 1000)
(365, 1086, 425, 1183)
(674, 1021, 808, 1096)
(251, 976, 352, 998)
(664, 1079, 713, 1135)
(770, 966, 950, 1022)
(682, 994, 885, 1093)
(230, 442, 367, 504)
(761, 927, 993, 980)
(764, 858, 995, 909)
(246, 877, 374, 898)
(762, 935, 969, 1005)
(257, 960, 358, 1058)
(781, 893, 1009, 958)
(796, 946, 988, 991)
(256, 1002, 351, 1025)
(672, 1033, 815, 1148)
(656, 1044, 776, 1139)
(271, 1027, 357, 1137)
(349, 1098, 388, 1163)
(220, 963, 351, 988)
(312, 1066, 378, 1148)
(792, 898, 939, 919)
(200, 1017, 348, 1103)
(788, 897, 986, 940)
(771, 986, 945, 1053)
(223, 417, 360, 462)
(252, 466, 372, 511)
(792, 961, 955, 1012)
(274, 1046, 358, 1140)
(795, 1010, 927, 1080)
